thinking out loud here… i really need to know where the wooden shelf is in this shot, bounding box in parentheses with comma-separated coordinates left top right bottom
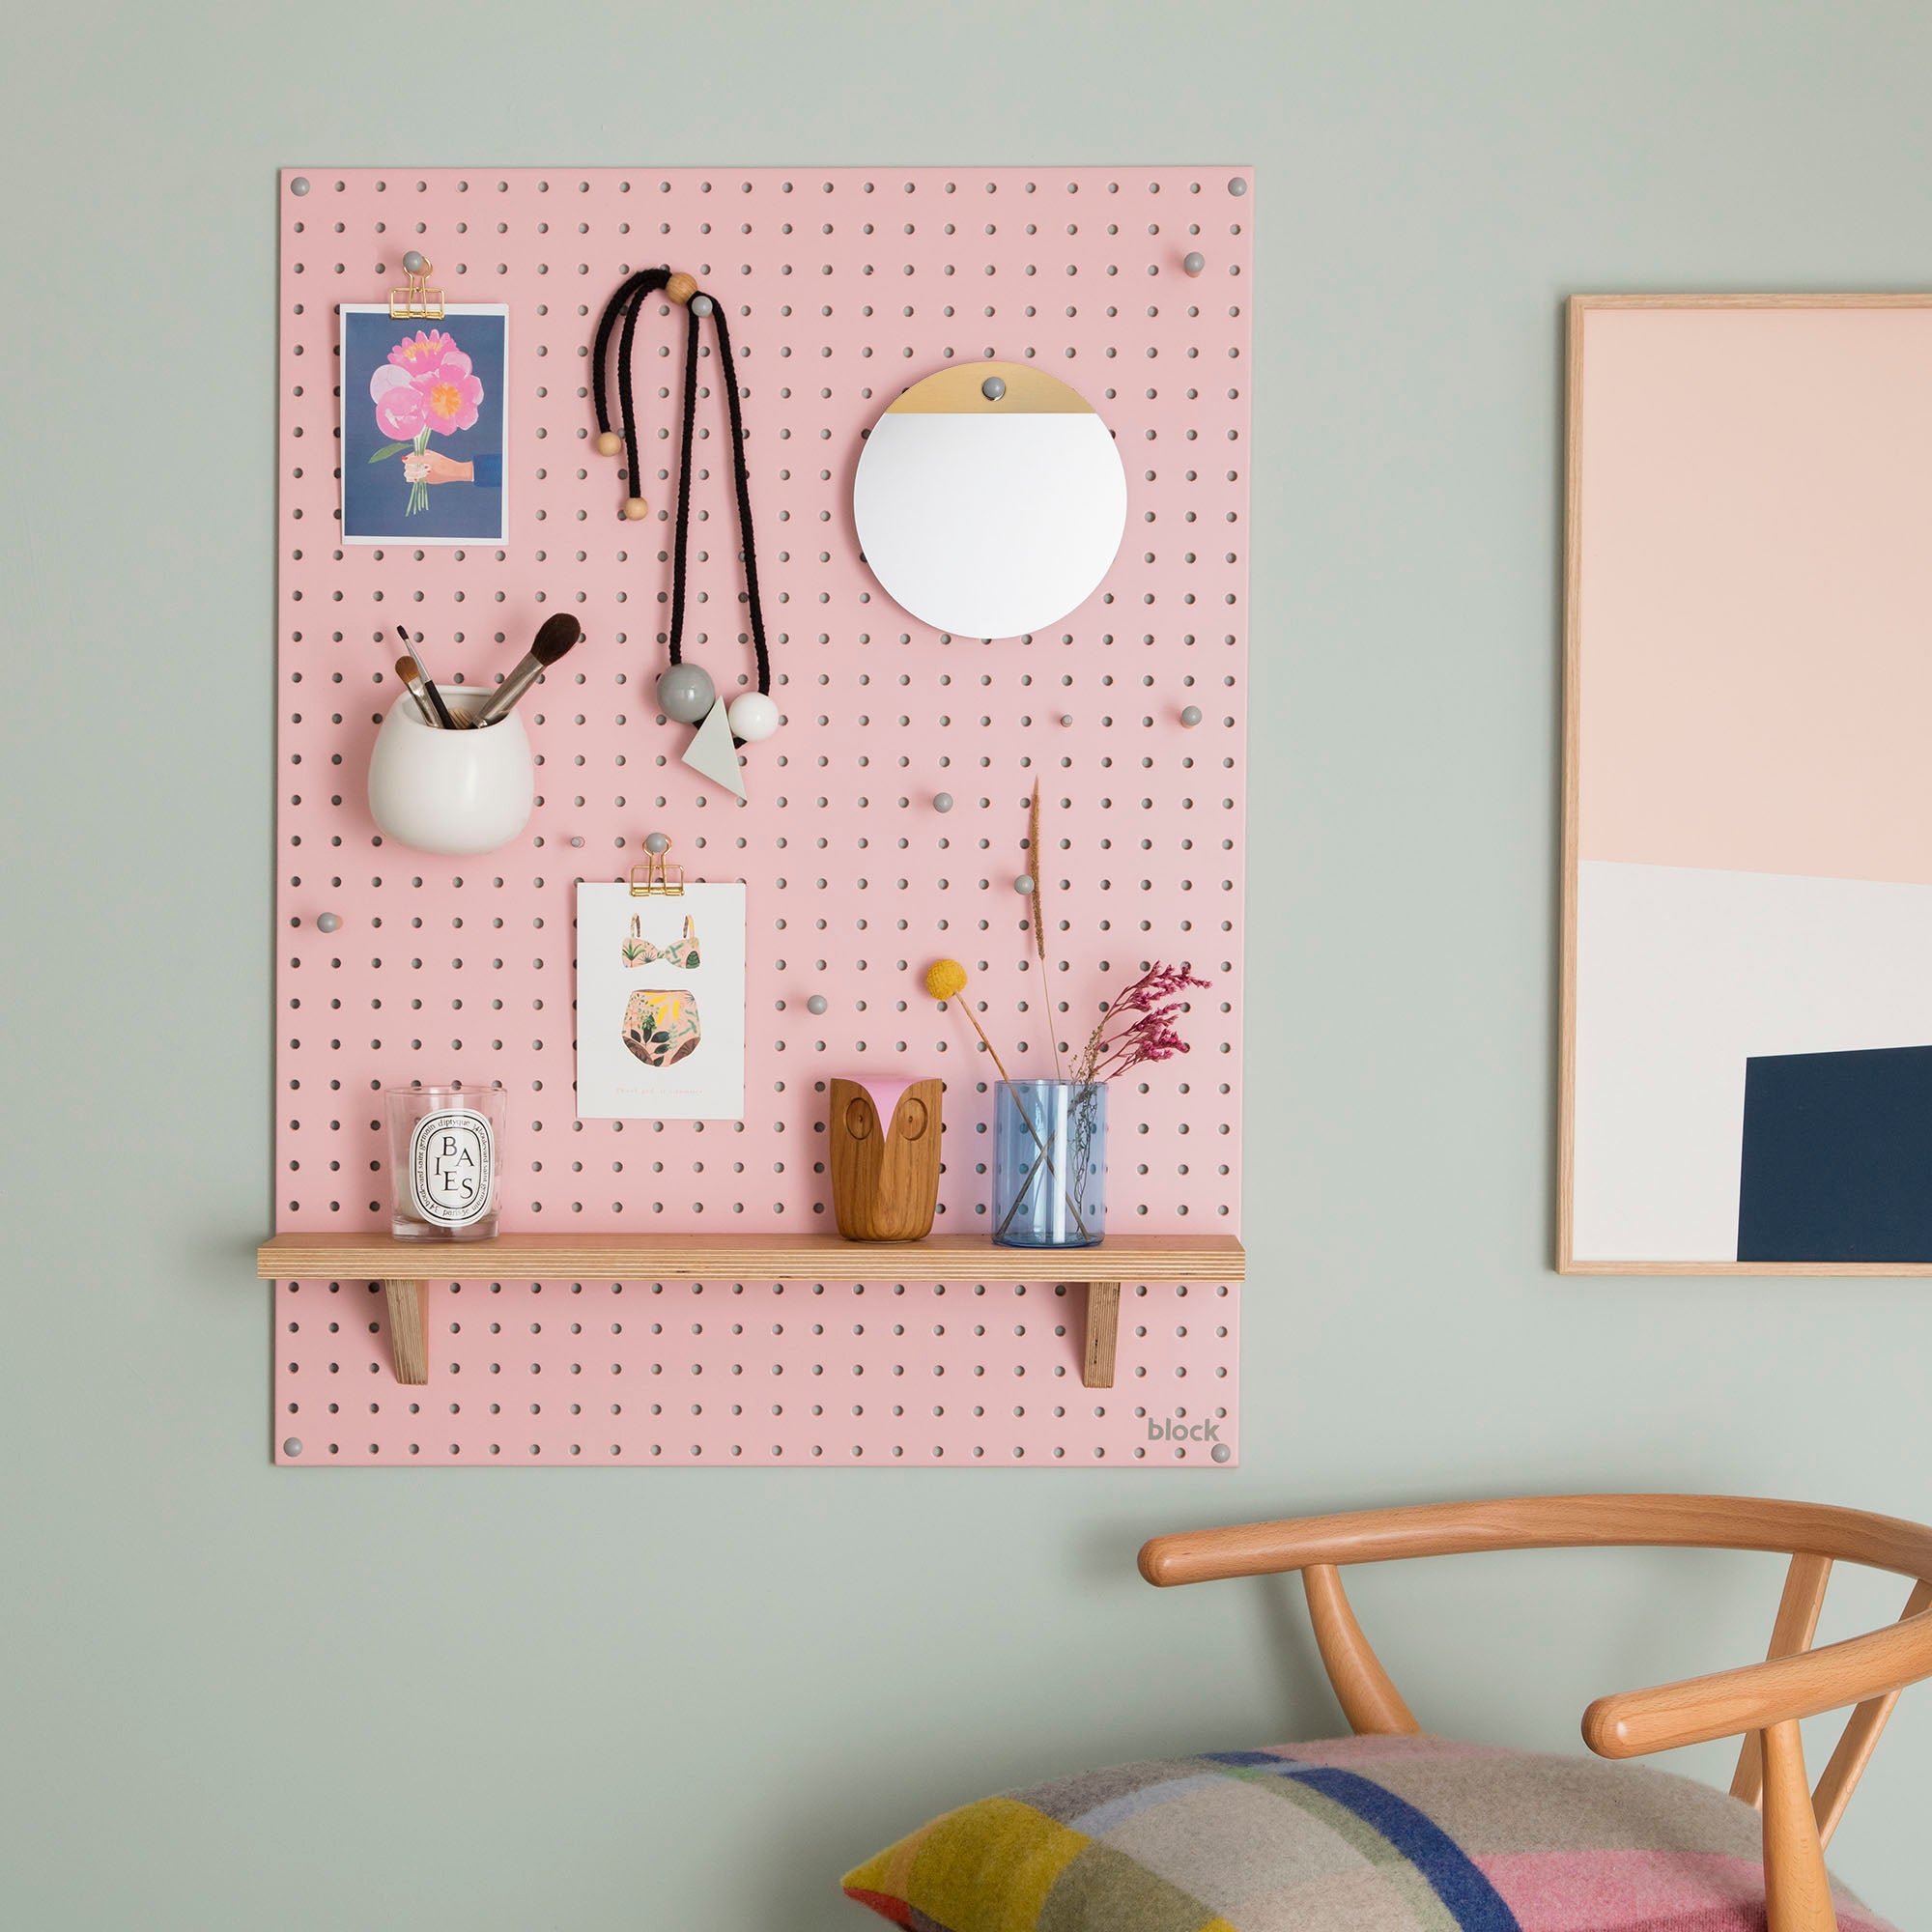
(257, 1231, 1242, 1284)
(257, 1231, 1244, 1390)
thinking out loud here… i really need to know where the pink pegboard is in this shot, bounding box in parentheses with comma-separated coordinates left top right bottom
(273, 165, 1251, 1466)
(273, 1278, 1238, 1465)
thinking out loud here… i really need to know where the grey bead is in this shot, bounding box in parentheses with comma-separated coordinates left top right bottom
(932, 792, 953, 812)
(402, 249, 427, 274)
(1211, 1441, 1232, 1463)
(1179, 705, 1204, 727)
(1060, 714, 1074, 726)
(568, 836, 584, 848)
(806, 995, 829, 1016)
(1014, 874, 1035, 895)
(316, 912, 342, 933)
(290, 177, 309, 196)
(1182, 252, 1206, 276)
(658, 662, 717, 724)
(690, 294, 714, 316)
(643, 832, 670, 855)
(283, 1437, 303, 1457)
(981, 376, 1007, 401)
(1229, 177, 1248, 196)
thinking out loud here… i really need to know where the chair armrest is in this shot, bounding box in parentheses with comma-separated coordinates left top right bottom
(1584, 1609, 1932, 1756)
(1137, 1494, 1932, 1588)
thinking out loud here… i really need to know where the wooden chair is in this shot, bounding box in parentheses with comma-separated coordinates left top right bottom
(1139, 1495, 1932, 1932)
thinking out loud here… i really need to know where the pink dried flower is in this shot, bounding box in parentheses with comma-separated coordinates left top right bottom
(1073, 961, 1209, 1084)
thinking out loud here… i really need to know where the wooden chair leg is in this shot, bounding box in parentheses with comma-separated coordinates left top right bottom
(1760, 1719, 1836, 1932)
(1303, 1563, 1422, 1737)
(383, 1278, 431, 1384)
(1813, 1579, 1932, 1847)
(1732, 1553, 1833, 1806)
(1079, 1281, 1121, 1387)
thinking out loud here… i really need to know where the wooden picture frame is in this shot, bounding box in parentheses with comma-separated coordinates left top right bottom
(1561, 294, 1932, 1273)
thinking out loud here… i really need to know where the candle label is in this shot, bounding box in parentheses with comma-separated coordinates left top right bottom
(409, 1109, 494, 1227)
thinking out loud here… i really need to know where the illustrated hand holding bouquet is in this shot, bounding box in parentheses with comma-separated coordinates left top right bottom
(368, 328, 485, 517)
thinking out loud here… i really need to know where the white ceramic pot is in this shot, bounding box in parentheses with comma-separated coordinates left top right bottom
(367, 689, 533, 856)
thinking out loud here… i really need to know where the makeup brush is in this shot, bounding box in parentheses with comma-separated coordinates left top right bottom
(396, 626, 459, 728)
(473, 614, 582, 728)
(394, 655, 443, 726)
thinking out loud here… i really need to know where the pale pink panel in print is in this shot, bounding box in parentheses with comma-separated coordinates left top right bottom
(1577, 302, 1932, 885)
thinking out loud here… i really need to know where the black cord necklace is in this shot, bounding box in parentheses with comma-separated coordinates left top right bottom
(591, 268, 778, 758)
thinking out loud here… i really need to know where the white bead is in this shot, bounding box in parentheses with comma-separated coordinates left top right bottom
(727, 692, 781, 742)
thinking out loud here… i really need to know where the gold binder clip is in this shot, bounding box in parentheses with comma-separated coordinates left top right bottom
(629, 834, 686, 897)
(389, 250, 444, 322)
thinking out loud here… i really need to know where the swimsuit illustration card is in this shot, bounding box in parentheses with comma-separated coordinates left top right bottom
(339, 304, 508, 543)
(575, 882, 746, 1121)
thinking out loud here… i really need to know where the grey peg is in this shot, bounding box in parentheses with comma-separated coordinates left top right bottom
(932, 792, 953, 812)
(981, 376, 1007, 401)
(1211, 1441, 1232, 1463)
(690, 294, 714, 316)
(806, 995, 829, 1016)
(316, 912, 342, 932)
(1014, 874, 1035, 895)
(283, 1438, 303, 1457)
(290, 177, 310, 196)
(643, 832, 670, 855)
(1060, 714, 1074, 726)
(403, 249, 428, 274)
(569, 836, 584, 848)
(1182, 252, 1206, 276)
(1229, 177, 1248, 196)
(1179, 705, 1204, 727)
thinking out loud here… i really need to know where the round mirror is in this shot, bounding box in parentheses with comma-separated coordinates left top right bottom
(853, 363, 1127, 639)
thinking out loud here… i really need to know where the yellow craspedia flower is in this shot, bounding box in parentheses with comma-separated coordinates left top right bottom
(924, 958, 968, 1001)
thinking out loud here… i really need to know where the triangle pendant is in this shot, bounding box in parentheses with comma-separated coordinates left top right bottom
(680, 698, 747, 799)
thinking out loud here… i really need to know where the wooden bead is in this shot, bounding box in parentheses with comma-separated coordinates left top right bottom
(595, 430, 621, 457)
(666, 271, 697, 306)
(622, 497, 650, 521)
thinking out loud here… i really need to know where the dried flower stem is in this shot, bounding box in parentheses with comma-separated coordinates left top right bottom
(1028, 780, 1064, 1082)
(956, 1001, 1017, 1087)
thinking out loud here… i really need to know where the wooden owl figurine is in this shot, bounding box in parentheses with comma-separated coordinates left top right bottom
(829, 1076, 943, 1240)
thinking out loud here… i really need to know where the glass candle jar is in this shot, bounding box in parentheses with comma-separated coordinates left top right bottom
(992, 1078, 1107, 1248)
(385, 1084, 505, 1240)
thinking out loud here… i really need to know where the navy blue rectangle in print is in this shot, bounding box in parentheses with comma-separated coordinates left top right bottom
(340, 305, 506, 543)
(1737, 1042, 1932, 1263)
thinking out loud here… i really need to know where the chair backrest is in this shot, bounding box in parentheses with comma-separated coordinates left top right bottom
(1138, 1494, 1932, 1932)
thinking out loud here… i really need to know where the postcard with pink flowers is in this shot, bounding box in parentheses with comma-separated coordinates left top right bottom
(339, 304, 508, 544)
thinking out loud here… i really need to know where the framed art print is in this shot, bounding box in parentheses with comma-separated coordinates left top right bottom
(339, 303, 507, 544)
(1562, 294, 1932, 1271)
(574, 883, 746, 1122)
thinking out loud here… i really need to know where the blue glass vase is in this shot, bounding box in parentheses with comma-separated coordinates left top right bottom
(992, 1079, 1107, 1248)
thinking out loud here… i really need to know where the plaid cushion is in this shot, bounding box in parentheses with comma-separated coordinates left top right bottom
(843, 1734, 1898, 1931)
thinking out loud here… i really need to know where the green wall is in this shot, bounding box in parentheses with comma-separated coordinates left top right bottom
(5, 3, 1928, 1924)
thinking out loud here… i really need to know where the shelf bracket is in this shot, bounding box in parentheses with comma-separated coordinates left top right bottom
(1078, 1281, 1122, 1387)
(382, 1278, 431, 1385)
